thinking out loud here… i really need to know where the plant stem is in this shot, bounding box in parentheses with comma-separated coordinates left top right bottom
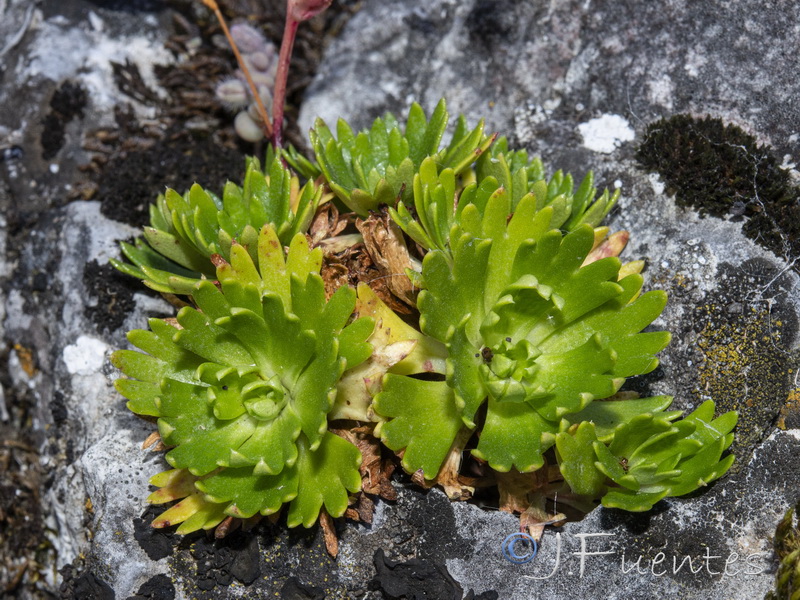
(201, 0, 273, 138)
(271, 12, 300, 149)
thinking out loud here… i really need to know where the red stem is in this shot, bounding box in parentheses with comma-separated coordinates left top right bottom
(272, 14, 300, 149)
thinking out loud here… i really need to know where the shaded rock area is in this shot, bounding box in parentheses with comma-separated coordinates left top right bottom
(0, 1, 798, 600)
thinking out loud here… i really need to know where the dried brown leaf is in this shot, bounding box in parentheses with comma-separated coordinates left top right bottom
(320, 255, 350, 299)
(495, 468, 550, 515)
(430, 428, 476, 501)
(317, 233, 363, 254)
(356, 210, 417, 309)
(345, 507, 360, 521)
(331, 241, 414, 317)
(583, 230, 629, 265)
(310, 202, 348, 245)
(142, 431, 161, 450)
(520, 503, 567, 542)
(319, 510, 338, 558)
(214, 516, 238, 539)
(410, 469, 433, 490)
(355, 493, 375, 523)
(141, 432, 167, 452)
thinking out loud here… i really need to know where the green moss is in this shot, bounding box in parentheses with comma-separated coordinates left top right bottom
(636, 114, 800, 265)
(765, 498, 800, 600)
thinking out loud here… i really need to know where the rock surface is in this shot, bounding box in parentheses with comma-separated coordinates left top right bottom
(1, 0, 799, 599)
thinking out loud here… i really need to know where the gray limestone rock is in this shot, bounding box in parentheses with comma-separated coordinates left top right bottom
(1, 0, 799, 598)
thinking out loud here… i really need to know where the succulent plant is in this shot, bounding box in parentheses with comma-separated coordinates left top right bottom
(310, 99, 494, 216)
(373, 190, 671, 478)
(111, 156, 323, 295)
(112, 96, 738, 539)
(765, 498, 800, 600)
(556, 399, 737, 511)
(389, 137, 619, 255)
(113, 225, 373, 530)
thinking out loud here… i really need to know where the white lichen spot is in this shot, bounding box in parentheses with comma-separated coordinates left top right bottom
(578, 114, 635, 154)
(684, 48, 708, 78)
(63, 335, 109, 375)
(88, 11, 104, 32)
(648, 173, 666, 195)
(647, 75, 674, 110)
(785, 429, 800, 442)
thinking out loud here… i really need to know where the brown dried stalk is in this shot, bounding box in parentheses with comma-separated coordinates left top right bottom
(199, 0, 273, 138)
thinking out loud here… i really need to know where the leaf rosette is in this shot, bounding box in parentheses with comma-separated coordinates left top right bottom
(556, 400, 737, 511)
(108, 96, 740, 534)
(375, 179, 671, 478)
(310, 99, 494, 216)
(390, 137, 620, 255)
(765, 497, 800, 600)
(112, 155, 324, 295)
(112, 225, 372, 531)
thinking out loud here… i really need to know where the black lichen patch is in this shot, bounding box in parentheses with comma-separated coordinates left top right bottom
(281, 576, 325, 599)
(134, 505, 179, 561)
(371, 548, 464, 599)
(465, 0, 518, 47)
(83, 260, 140, 333)
(59, 562, 115, 600)
(41, 80, 87, 160)
(598, 503, 671, 536)
(167, 519, 347, 597)
(96, 121, 246, 228)
(371, 548, 499, 600)
(185, 531, 261, 590)
(637, 114, 800, 265)
(128, 573, 176, 600)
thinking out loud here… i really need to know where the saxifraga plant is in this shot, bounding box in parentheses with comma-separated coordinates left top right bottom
(110, 0, 736, 544)
(113, 225, 374, 531)
(765, 498, 800, 600)
(113, 99, 736, 537)
(111, 155, 323, 295)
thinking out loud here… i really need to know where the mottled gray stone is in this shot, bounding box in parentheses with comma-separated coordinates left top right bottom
(2, 0, 799, 598)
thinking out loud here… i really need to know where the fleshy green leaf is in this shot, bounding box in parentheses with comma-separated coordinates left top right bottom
(286, 432, 362, 527)
(375, 375, 463, 479)
(473, 395, 557, 473)
(312, 100, 489, 216)
(555, 421, 607, 496)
